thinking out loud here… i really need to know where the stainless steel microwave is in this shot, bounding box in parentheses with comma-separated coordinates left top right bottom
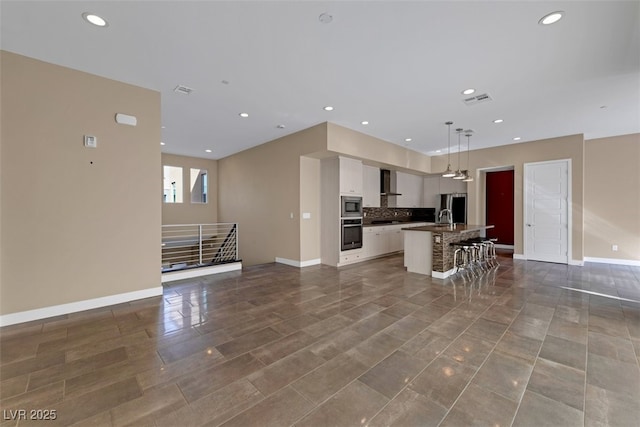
(341, 196, 362, 218)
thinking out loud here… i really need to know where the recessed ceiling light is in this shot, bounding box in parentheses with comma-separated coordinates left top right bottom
(82, 12, 108, 27)
(361, 121, 369, 125)
(239, 112, 249, 118)
(205, 149, 212, 153)
(462, 88, 475, 95)
(405, 138, 412, 142)
(513, 137, 522, 141)
(436, 150, 442, 153)
(539, 11, 564, 25)
(600, 105, 608, 109)
(277, 124, 286, 129)
(493, 119, 504, 124)
(161, 126, 166, 129)
(323, 106, 334, 111)
(221, 80, 230, 85)
(160, 142, 165, 146)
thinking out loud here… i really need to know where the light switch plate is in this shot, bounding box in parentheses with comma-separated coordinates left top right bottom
(302, 212, 311, 219)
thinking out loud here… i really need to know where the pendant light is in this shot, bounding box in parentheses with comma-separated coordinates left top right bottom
(453, 128, 465, 179)
(463, 132, 474, 182)
(442, 121, 456, 177)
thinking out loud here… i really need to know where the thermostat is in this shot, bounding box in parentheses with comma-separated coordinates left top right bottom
(84, 135, 97, 148)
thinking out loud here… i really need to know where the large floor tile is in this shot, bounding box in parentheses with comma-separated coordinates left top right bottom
(295, 380, 388, 427)
(472, 350, 534, 402)
(512, 390, 583, 427)
(1, 254, 638, 427)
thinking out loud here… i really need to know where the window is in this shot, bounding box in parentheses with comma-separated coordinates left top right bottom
(163, 165, 183, 203)
(190, 168, 208, 204)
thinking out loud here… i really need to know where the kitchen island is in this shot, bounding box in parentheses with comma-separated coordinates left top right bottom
(402, 224, 494, 278)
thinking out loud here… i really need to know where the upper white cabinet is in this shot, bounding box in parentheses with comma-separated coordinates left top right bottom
(440, 175, 467, 194)
(339, 157, 363, 195)
(363, 165, 380, 207)
(423, 175, 466, 208)
(395, 171, 423, 208)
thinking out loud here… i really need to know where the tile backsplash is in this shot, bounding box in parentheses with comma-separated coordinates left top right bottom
(363, 207, 413, 222)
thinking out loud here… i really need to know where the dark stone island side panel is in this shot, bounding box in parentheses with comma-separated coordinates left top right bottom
(432, 231, 480, 273)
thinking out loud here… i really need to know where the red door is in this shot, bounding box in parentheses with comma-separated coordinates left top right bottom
(486, 170, 514, 245)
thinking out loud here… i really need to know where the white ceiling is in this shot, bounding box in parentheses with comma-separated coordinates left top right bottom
(2, 1, 639, 160)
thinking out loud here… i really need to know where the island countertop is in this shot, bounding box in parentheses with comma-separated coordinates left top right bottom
(402, 224, 494, 234)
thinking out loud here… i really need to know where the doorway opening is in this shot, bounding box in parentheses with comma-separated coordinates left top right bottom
(479, 166, 515, 251)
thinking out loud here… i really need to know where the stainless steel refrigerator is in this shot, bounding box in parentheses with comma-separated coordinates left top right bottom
(440, 193, 467, 224)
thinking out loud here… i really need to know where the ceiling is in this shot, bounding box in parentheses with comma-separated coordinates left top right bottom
(2, 1, 639, 160)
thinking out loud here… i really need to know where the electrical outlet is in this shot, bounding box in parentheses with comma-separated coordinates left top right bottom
(612, 244, 618, 251)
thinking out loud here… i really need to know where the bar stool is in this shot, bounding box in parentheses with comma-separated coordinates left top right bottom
(464, 237, 499, 269)
(450, 241, 476, 278)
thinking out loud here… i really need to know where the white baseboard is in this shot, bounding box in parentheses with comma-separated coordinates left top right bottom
(432, 268, 455, 279)
(275, 257, 321, 268)
(161, 262, 242, 283)
(0, 286, 163, 327)
(513, 254, 585, 266)
(584, 257, 640, 267)
(494, 244, 514, 250)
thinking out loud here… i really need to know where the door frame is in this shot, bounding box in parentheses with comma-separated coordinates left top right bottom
(477, 165, 515, 248)
(523, 159, 572, 264)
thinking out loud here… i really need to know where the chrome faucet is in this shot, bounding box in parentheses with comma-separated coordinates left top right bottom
(439, 209, 453, 225)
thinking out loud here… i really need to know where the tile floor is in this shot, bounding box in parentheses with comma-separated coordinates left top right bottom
(1, 253, 639, 426)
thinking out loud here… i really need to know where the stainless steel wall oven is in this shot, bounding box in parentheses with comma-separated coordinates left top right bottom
(341, 218, 363, 251)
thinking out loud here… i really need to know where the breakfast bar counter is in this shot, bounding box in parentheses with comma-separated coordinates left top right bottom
(402, 224, 494, 278)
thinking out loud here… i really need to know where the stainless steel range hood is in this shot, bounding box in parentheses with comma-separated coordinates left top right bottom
(380, 169, 402, 196)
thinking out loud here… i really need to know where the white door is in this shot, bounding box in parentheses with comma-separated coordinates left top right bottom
(524, 160, 569, 263)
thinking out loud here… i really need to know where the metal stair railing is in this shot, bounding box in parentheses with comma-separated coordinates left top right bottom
(161, 223, 239, 272)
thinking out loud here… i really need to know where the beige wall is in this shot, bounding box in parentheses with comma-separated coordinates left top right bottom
(300, 156, 321, 262)
(432, 134, 585, 261)
(161, 153, 218, 225)
(0, 51, 161, 315)
(584, 134, 640, 261)
(218, 122, 434, 266)
(327, 123, 432, 173)
(217, 124, 326, 266)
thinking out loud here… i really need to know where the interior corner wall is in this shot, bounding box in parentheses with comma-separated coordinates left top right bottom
(217, 124, 327, 266)
(584, 133, 640, 261)
(432, 134, 585, 261)
(162, 153, 218, 225)
(300, 156, 321, 262)
(0, 51, 161, 316)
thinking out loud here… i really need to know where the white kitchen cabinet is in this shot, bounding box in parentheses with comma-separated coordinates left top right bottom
(439, 175, 467, 194)
(396, 171, 423, 207)
(363, 165, 380, 207)
(422, 175, 465, 208)
(339, 157, 363, 195)
(362, 224, 409, 259)
(389, 227, 403, 252)
(339, 251, 363, 265)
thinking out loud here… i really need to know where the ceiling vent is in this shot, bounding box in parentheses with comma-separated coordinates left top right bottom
(174, 85, 194, 95)
(463, 93, 492, 106)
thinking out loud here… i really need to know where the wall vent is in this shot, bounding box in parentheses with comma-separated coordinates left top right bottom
(174, 85, 194, 95)
(463, 93, 492, 106)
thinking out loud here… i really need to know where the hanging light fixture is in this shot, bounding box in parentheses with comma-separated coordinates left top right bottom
(442, 121, 456, 177)
(453, 128, 465, 179)
(463, 132, 474, 182)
